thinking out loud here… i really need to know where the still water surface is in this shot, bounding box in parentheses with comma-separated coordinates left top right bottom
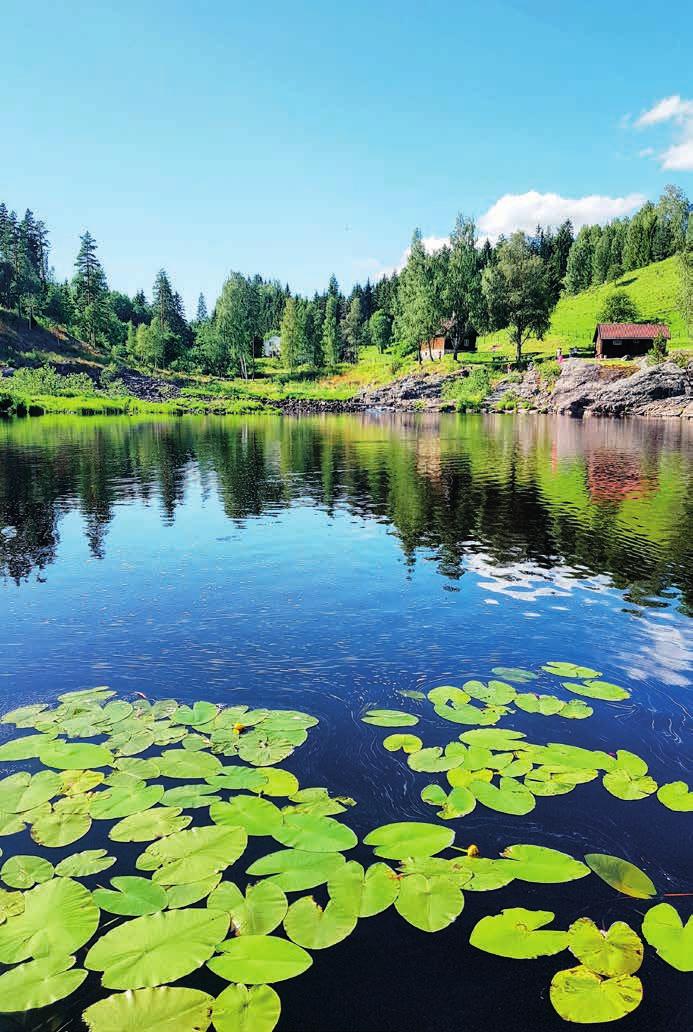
(0, 413, 691, 1030)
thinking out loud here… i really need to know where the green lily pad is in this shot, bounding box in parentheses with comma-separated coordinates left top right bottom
(260, 710, 318, 731)
(114, 756, 161, 780)
(272, 813, 357, 853)
(641, 902, 692, 972)
(447, 767, 492, 789)
(160, 784, 222, 809)
(425, 785, 476, 820)
(208, 880, 288, 935)
(211, 796, 284, 836)
(286, 787, 348, 816)
(86, 907, 230, 989)
(150, 699, 180, 719)
(491, 667, 538, 683)
(657, 781, 693, 811)
(58, 687, 115, 704)
(470, 907, 568, 958)
(568, 917, 643, 976)
(284, 895, 357, 948)
(602, 769, 657, 801)
(1, 703, 49, 726)
(464, 680, 517, 706)
(0, 877, 100, 963)
(383, 734, 423, 753)
(397, 689, 426, 700)
(166, 875, 221, 909)
(526, 743, 615, 771)
(172, 701, 217, 727)
(0, 770, 62, 813)
(445, 856, 515, 892)
(30, 808, 91, 848)
(157, 749, 222, 779)
(364, 822, 454, 860)
(361, 709, 419, 727)
(584, 853, 656, 899)
(550, 965, 642, 1023)
(89, 782, 164, 820)
(246, 849, 346, 892)
(458, 728, 526, 749)
(93, 876, 168, 916)
(83, 987, 214, 1032)
(238, 732, 295, 767)
(181, 732, 211, 752)
(328, 860, 400, 917)
(558, 700, 593, 719)
(427, 686, 470, 706)
(55, 850, 116, 878)
(212, 983, 280, 1032)
(0, 953, 87, 1012)
(501, 844, 590, 883)
(434, 702, 500, 725)
(207, 767, 270, 793)
(408, 746, 464, 773)
(109, 728, 156, 756)
(543, 662, 602, 679)
(395, 874, 464, 932)
(252, 768, 298, 797)
(514, 693, 565, 715)
(209, 934, 312, 984)
(0, 888, 25, 921)
(139, 825, 248, 886)
(60, 769, 105, 795)
(0, 733, 57, 761)
(471, 777, 536, 815)
(563, 680, 630, 701)
(39, 740, 114, 770)
(2, 854, 54, 889)
(109, 807, 192, 842)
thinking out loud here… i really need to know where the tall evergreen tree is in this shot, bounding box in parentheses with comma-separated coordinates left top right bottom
(72, 231, 110, 346)
(321, 294, 341, 366)
(196, 292, 209, 322)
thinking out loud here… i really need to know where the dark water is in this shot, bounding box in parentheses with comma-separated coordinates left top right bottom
(0, 412, 691, 1031)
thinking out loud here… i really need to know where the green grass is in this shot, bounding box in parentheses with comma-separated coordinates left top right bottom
(476, 255, 692, 360)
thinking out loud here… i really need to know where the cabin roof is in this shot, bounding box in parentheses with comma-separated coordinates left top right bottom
(593, 322, 670, 343)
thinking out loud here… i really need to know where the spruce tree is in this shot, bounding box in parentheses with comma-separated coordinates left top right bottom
(196, 293, 209, 322)
(72, 231, 110, 346)
(321, 294, 341, 366)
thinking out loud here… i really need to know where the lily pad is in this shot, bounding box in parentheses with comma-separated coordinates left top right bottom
(272, 813, 357, 853)
(252, 768, 298, 797)
(470, 777, 536, 815)
(39, 740, 114, 770)
(0, 888, 24, 921)
(85, 907, 229, 989)
(543, 662, 602, 679)
(459, 728, 526, 749)
(286, 787, 348, 816)
(90, 782, 164, 820)
(395, 874, 464, 932)
(491, 667, 538, 683)
(166, 875, 221, 909)
(172, 701, 217, 727)
(92, 875, 166, 916)
(427, 686, 470, 706)
(157, 749, 222, 780)
(563, 680, 630, 701)
(425, 785, 476, 820)
(238, 732, 295, 767)
(408, 746, 464, 773)
(446, 856, 515, 892)
(584, 853, 656, 899)
(2, 854, 54, 889)
(328, 860, 400, 917)
(0, 877, 100, 963)
(383, 733, 423, 753)
(470, 907, 568, 959)
(260, 710, 318, 731)
(0, 733, 57, 761)
(212, 983, 280, 1032)
(602, 768, 657, 801)
(211, 796, 284, 836)
(465, 680, 517, 706)
(558, 700, 593, 719)
(207, 767, 270, 793)
(246, 849, 346, 892)
(209, 934, 312, 984)
(60, 769, 105, 795)
(284, 895, 357, 948)
(161, 784, 221, 809)
(139, 825, 248, 886)
(83, 987, 214, 1032)
(0, 953, 87, 1012)
(501, 844, 589, 883)
(0, 770, 62, 813)
(30, 808, 91, 848)
(109, 807, 192, 842)
(657, 780, 693, 812)
(364, 822, 454, 860)
(434, 702, 500, 725)
(550, 965, 642, 1023)
(568, 917, 643, 976)
(641, 903, 692, 972)
(55, 850, 116, 878)
(514, 693, 565, 716)
(361, 709, 419, 727)
(208, 880, 288, 935)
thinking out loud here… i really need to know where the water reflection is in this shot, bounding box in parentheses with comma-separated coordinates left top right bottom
(1, 413, 692, 611)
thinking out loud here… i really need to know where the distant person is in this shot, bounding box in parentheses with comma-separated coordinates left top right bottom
(556, 347, 564, 364)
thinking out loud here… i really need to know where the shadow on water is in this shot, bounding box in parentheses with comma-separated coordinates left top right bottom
(0, 412, 691, 1031)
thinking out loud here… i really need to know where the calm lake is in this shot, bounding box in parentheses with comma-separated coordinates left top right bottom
(1, 412, 691, 1031)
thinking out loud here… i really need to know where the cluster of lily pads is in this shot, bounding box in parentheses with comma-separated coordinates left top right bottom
(0, 677, 689, 1030)
(362, 661, 692, 818)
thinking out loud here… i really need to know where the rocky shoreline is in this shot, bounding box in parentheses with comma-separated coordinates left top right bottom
(277, 359, 693, 419)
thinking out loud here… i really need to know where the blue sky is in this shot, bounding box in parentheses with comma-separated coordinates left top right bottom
(2, 0, 691, 313)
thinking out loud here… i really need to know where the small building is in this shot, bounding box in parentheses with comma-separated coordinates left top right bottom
(593, 323, 670, 359)
(419, 319, 478, 361)
(261, 335, 281, 359)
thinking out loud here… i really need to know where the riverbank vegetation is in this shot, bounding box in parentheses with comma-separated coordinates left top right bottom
(1, 187, 692, 416)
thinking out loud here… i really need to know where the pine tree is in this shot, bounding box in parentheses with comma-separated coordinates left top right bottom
(342, 296, 365, 362)
(196, 293, 209, 322)
(72, 231, 110, 346)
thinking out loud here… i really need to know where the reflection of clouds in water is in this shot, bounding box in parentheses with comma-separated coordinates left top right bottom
(627, 615, 693, 688)
(467, 552, 578, 602)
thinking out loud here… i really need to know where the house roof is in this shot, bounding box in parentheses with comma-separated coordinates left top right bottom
(593, 322, 670, 342)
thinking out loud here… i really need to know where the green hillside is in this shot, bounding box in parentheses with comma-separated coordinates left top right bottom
(478, 255, 691, 360)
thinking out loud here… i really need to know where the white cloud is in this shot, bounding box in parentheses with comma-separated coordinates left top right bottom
(477, 190, 646, 242)
(638, 147, 654, 158)
(631, 94, 693, 171)
(373, 234, 448, 280)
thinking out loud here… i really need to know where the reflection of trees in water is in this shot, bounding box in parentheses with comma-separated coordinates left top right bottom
(1, 414, 692, 611)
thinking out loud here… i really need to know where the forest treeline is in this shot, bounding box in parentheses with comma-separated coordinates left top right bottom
(1, 185, 691, 376)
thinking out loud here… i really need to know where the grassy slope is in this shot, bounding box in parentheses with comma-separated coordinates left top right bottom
(478, 255, 692, 360)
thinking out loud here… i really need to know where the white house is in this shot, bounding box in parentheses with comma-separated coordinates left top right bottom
(262, 335, 281, 358)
